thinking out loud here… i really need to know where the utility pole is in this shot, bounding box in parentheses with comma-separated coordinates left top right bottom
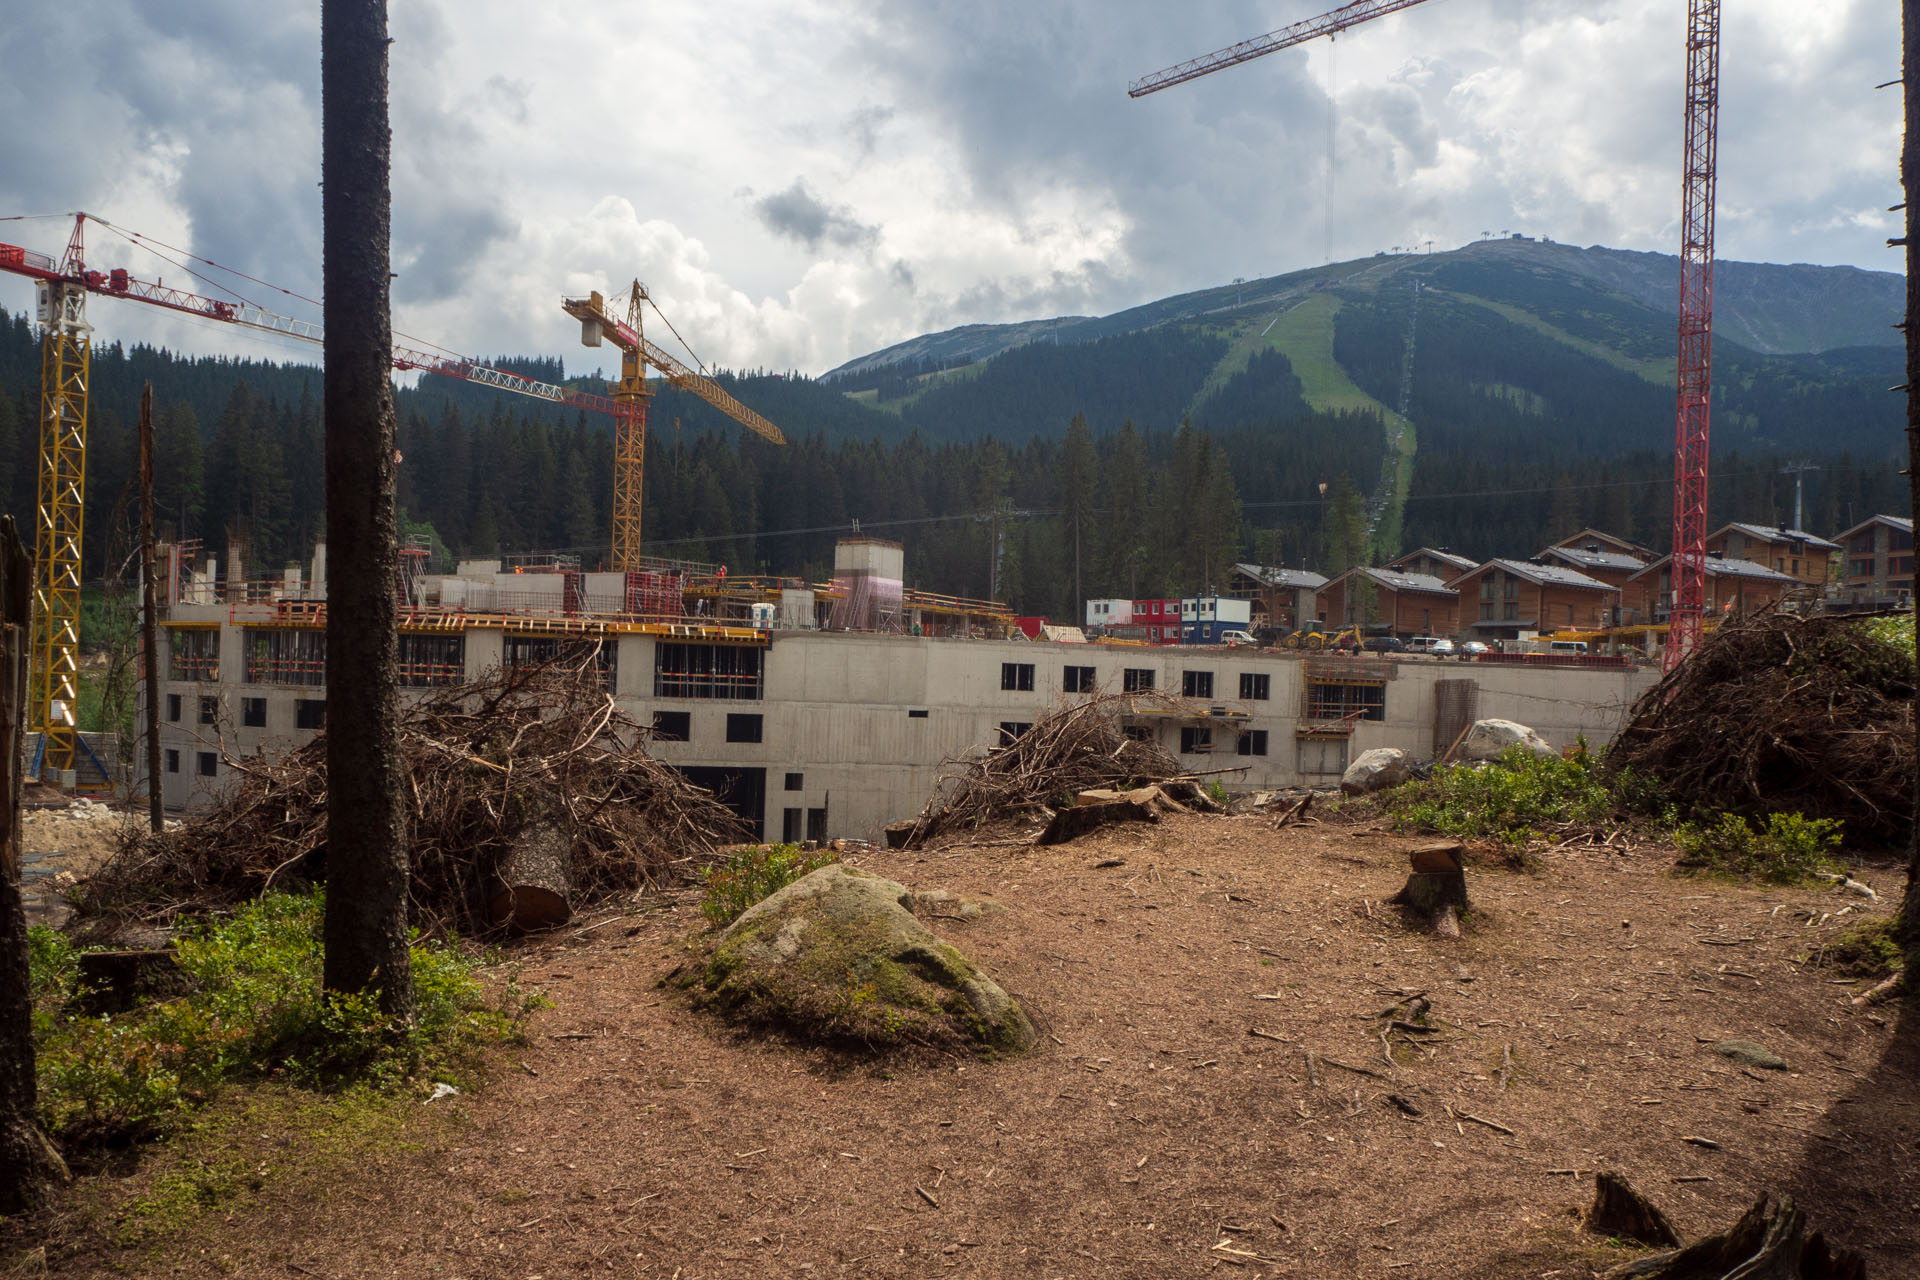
(138, 384, 162, 834)
(1780, 461, 1819, 531)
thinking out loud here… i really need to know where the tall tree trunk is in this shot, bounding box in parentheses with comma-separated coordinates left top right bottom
(1904, 0, 1920, 981)
(0, 515, 70, 1212)
(140, 383, 164, 834)
(321, 0, 413, 1022)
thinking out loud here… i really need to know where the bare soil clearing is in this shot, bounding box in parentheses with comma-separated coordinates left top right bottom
(11, 813, 1917, 1279)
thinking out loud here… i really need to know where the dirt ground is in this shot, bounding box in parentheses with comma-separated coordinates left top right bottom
(10, 811, 1918, 1279)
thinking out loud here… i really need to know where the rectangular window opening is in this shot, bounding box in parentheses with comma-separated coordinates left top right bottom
(196, 751, 218, 778)
(166, 693, 181, 723)
(1123, 668, 1155, 692)
(998, 721, 1032, 746)
(295, 699, 326, 731)
(782, 808, 803, 843)
(1063, 665, 1096, 693)
(1182, 670, 1214, 699)
(784, 771, 804, 792)
(1001, 662, 1034, 691)
(1238, 672, 1270, 701)
(651, 710, 691, 741)
(655, 642, 763, 700)
(398, 633, 467, 687)
(198, 695, 218, 726)
(907, 708, 930, 719)
(168, 628, 221, 682)
(165, 748, 179, 774)
(1179, 726, 1213, 754)
(1237, 729, 1270, 757)
(1305, 680, 1387, 722)
(726, 713, 764, 744)
(243, 627, 326, 686)
(241, 697, 266, 728)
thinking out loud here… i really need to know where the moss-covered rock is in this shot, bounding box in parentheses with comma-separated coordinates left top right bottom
(670, 865, 1034, 1056)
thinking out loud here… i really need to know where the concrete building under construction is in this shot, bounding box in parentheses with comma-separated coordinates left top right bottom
(150, 539, 1659, 841)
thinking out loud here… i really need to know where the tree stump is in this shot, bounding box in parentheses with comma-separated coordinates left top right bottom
(883, 819, 919, 850)
(1587, 1171, 1683, 1248)
(1037, 797, 1159, 845)
(488, 823, 574, 930)
(76, 948, 195, 1014)
(1389, 843, 1468, 937)
(1599, 1193, 1866, 1280)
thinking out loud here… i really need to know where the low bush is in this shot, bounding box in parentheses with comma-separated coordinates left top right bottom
(28, 889, 537, 1144)
(1382, 747, 1611, 848)
(1673, 811, 1842, 884)
(701, 843, 841, 927)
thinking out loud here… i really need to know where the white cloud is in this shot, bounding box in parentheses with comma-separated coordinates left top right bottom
(0, 0, 1903, 379)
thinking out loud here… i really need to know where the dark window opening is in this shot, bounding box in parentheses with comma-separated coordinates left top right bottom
(1237, 729, 1270, 757)
(655, 642, 763, 699)
(1001, 662, 1034, 691)
(198, 695, 218, 726)
(196, 751, 218, 778)
(1123, 725, 1154, 743)
(165, 748, 179, 774)
(726, 713, 764, 744)
(807, 807, 828, 842)
(998, 721, 1032, 746)
(652, 710, 691, 741)
(783, 808, 803, 842)
(907, 708, 929, 718)
(166, 693, 181, 723)
(507, 634, 614, 689)
(1182, 670, 1214, 699)
(398, 633, 466, 687)
(242, 697, 266, 728)
(243, 627, 326, 685)
(784, 771, 804, 791)
(1306, 680, 1387, 721)
(1239, 672, 1270, 701)
(1063, 665, 1096, 693)
(1179, 726, 1213, 754)
(296, 699, 326, 731)
(1123, 668, 1154, 692)
(167, 628, 220, 681)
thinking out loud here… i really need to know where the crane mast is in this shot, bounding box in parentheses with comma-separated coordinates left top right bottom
(1666, 0, 1720, 671)
(1136, 1, 1725, 670)
(0, 213, 786, 779)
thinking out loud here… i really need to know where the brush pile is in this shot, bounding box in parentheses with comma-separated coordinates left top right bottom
(1606, 611, 1915, 843)
(82, 666, 749, 932)
(901, 691, 1189, 845)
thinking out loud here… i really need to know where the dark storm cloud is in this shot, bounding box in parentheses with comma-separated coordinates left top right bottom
(753, 180, 879, 251)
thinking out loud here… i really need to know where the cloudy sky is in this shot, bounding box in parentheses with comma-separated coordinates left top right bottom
(0, 0, 1901, 380)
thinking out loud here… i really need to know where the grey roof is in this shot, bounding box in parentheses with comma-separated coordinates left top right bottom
(1395, 547, 1477, 572)
(1451, 559, 1617, 592)
(1716, 522, 1841, 552)
(1232, 563, 1328, 590)
(1540, 545, 1647, 573)
(1628, 555, 1800, 583)
(1356, 566, 1456, 595)
(1835, 514, 1914, 540)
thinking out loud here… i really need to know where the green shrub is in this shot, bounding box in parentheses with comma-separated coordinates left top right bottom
(1383, 747, 1610, 848)
(28, 890, 537, 1143)
(701, 843, 840, 927)
(1673, 811, 1842, 884)
(1206, 780, 1230, 805)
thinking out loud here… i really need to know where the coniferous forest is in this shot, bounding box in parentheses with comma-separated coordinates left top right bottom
(0, 250, 1909, 622)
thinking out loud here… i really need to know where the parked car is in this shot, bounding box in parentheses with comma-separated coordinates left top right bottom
(1430, 638, 1455, 656)
(1404, 635, 1445, 654)
(1362, 635, 1406, 653)
(1458, 640, 1488, 657)
(1220, 630, 1258, 647)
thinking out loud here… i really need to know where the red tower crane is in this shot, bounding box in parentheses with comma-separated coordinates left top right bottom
(1131, 0, 1723, 669)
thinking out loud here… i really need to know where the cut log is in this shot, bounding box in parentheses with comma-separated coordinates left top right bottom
(1599, 1193, 1865, 1280)
(883, 819, 919, 850)
(1389, 846, 1468, 938)
(1587, 1171, 1683, 1248)
(1037, 797, 1159, 845)
(488, 822, 574, 930)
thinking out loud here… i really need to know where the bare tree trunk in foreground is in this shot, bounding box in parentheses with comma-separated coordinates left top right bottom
(0, 515, 70, 1212)
(321, 0, 413, 1022)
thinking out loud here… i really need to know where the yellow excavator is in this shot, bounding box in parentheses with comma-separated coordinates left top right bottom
(1282, 625, 1360, 651)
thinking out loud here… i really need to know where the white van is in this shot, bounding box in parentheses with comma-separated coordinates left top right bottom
(1405, 636, 1445, 654)
(1548, 639, 1588, 657)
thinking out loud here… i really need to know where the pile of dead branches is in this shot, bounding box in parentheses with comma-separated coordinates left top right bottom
(82, 666, 749, 932)
(902, 691, 1190, 845)
(1605, 611, 1914, 843)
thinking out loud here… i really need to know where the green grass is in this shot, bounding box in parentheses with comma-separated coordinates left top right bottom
(29, 890, 540, 1147)
(1264, 294, 1405, 418)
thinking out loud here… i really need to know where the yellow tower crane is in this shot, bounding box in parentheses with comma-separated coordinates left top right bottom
(563, 282, 786, 572)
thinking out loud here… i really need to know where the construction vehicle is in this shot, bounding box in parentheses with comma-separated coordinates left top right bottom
(0, 212, 786, 776)
(1281, 625, 1360, 652)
